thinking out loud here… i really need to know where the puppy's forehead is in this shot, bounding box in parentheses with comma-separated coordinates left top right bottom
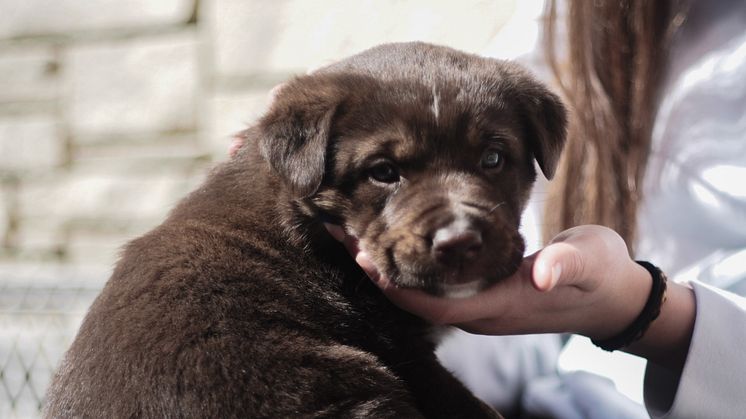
(333, 82, 524, 166)
(333, 113, 423, 169)
(317, 41, 521, 89)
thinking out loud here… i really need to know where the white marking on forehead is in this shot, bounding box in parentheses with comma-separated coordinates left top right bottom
(431, 86, 440, 121)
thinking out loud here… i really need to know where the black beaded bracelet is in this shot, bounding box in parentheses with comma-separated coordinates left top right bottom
(591, 260, 668, 352)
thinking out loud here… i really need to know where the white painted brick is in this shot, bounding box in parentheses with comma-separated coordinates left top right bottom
(9, 217, 66, 258)
(204, 89, 272, 158)
(0, 262, 109, 288)
(0, 44, 59, 102)
(14, 166, 206, 266)
(66, 31, 199, 137)
(0, 0, 194, 38)
(11, 212, 156, 265)
(65, 230, 136, 266)
(0, 187, 9, 241)
(0, 114, 62, 171)
(208, 0, 515, 76)
(72, 133, 210, 165)
(18, 169, 199, 224)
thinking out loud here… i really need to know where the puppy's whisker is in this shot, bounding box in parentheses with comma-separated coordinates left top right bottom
(487, 202, 505, 214)
(461, 201, 492, 212)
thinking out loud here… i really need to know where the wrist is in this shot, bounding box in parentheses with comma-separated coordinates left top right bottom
(624, 281, 696, 372)
(591, 261, 667, 351)
(582, 259, 653, 341)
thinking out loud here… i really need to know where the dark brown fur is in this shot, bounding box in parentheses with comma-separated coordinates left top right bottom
(45, 42, 566, 418)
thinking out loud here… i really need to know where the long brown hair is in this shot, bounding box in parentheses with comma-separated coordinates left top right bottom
(542, 0, 687, 251)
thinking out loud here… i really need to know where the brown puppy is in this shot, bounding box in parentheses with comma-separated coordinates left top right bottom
(45, 42, 566, 418)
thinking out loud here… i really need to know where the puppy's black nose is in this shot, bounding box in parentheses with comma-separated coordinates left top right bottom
(432, 225, 483, 266)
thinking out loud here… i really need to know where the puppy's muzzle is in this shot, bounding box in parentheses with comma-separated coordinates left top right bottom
(359, 172, 525, 296)
(431, 219, 483, 272)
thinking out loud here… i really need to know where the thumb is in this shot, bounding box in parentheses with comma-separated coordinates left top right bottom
(531, 242, 585, 291)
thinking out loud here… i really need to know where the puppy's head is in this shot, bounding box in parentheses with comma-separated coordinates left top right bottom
(257, 42, 566, 297)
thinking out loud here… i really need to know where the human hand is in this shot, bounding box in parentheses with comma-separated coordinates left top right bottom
(325, 224, 653, 341)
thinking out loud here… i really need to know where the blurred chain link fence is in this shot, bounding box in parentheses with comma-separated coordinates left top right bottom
(0, 267, 104, 418)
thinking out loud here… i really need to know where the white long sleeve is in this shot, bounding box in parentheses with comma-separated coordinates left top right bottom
(645, 281, 746, 418)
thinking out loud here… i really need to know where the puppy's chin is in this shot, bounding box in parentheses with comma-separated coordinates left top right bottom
(385, 251, 524, 298)
(389, 271, 492, 298)
(438, 279, 488, 299)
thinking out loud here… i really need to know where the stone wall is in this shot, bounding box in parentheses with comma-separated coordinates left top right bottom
(0, 0, 521, 415)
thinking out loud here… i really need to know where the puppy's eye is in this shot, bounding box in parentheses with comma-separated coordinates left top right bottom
(481, 149, 503, 170)
(369, 162, 400, 183)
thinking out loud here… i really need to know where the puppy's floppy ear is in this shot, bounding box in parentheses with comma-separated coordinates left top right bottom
(258, 76, 341, 198)
(517, 81, 568, 179)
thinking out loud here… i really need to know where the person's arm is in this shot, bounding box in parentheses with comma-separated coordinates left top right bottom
(643, 281, 746, 418)
(623, 272, 695, 375)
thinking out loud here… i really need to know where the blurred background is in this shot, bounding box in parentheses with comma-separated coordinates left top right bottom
(0, 0, 546, 416)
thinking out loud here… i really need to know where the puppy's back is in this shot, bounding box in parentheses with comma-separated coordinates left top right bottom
(43, 161, 366, 417)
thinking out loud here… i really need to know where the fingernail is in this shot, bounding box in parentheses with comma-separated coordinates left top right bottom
(550, 263, 562, 288)
(324, 223, 345, 242)
(355, 252, 383, 284)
